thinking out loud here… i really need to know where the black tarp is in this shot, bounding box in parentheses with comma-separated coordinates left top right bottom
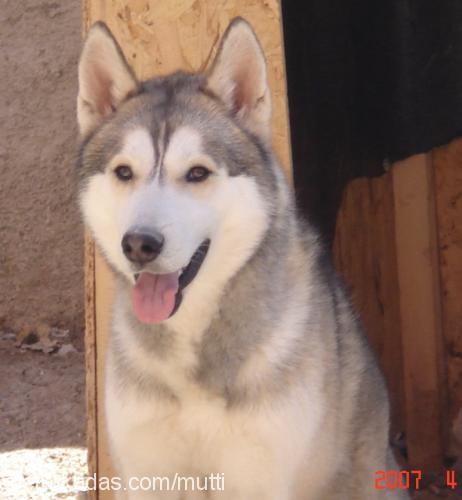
(282, 0, 462, 241)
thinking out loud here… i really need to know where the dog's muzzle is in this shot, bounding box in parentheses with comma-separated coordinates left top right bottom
(130, 239, 211, 324)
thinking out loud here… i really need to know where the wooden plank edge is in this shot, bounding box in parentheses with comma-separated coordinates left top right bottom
(84, 230, 98, 499)
(274, 0, 294, 185)
(82, 3, 98, 497)
(428, 149, 450, 462)
(392, 153, 445, 471)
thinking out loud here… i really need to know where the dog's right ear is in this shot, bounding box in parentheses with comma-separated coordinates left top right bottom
(77, 22, 139, 136)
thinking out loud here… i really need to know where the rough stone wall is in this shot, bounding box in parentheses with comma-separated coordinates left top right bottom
(0, 2, 84, 334)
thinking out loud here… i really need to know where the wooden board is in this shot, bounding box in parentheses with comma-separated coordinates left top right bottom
(334, 152, 450, 472)
(82, 0, 292, 177)
(82, 1, 292, 498)
(433, 138, 462, 461)
(333, 172, 405, 436)
(84, 232, 98, 500)
(392, 153, 445, 471)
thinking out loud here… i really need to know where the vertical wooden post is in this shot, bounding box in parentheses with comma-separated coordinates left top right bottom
(392, 153, 445, 471)
(433, 138, 462, 460)
(82, 2, 292, 498)
(84, 232, 98, 500)
(333, 173, 405, 437)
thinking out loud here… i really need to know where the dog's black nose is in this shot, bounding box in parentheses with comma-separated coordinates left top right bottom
(121, 231, 164, 265)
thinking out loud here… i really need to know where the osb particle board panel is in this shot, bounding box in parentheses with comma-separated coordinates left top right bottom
(82, 1, 292, 498)
(433, 137, 462, 459)
(333, 172, 405, 436)
(83, 0, 292, 178)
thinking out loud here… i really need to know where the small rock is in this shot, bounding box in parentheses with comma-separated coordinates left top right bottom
(15, 323, 58, 353)
(56, 344, 77, 356)
(0, 331, 16, 341)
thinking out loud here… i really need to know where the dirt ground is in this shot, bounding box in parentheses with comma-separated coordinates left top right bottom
(0, 330, 87, 499)
(0, 328, 459, 499)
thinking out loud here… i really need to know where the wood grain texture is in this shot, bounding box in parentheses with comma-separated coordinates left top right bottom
(94, 251, 115, 498)
(84, 231, 98, 500)
(82, 2, 292, 497)
(392, 153, 445, 470)
(333, 154, 453, 471)
(82, 8, 98, 499)
(83, 0, 292, 178)
(433, 138, 462, 460)
(333, 173, 405, 437)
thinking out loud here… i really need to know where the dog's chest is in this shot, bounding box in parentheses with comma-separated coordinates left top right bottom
(106, 356, 243, 467)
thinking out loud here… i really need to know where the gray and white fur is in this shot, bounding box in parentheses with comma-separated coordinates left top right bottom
(77, 18, 409, 500)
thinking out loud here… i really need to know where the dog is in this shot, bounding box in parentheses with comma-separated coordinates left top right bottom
(76, 18, 409, 500)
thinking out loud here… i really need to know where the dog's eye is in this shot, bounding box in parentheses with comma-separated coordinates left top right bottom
(114, 165, 133, 181)
(185, 165, 211, 183)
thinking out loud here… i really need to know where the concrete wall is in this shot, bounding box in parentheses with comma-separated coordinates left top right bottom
(0, 2, 84, 334)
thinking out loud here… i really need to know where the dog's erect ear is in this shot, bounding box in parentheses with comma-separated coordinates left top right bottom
(207, 18, 271, 141)
(77, 22, 139, 136)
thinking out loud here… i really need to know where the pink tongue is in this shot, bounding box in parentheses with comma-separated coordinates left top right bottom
(132, 272, 179, 324)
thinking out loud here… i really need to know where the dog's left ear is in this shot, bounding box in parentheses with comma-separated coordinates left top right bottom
(77, 22, 139, 136)
(207, 18, 271, 142)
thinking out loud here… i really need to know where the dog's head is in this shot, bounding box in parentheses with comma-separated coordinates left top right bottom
(77, 19, 284, 325)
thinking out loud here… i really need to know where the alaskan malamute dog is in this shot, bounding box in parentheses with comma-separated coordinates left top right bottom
(77, 18, 408, 500)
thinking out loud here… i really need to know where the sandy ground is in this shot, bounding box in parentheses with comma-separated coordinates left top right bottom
(0, 330, 87, 499)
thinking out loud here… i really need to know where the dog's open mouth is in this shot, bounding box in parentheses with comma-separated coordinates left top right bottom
(131, 239, 210, 324)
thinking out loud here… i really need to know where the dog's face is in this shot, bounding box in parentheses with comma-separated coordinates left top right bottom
(77, 19, 279, 324)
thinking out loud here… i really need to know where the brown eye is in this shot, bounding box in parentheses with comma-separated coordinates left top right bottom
(114, 165, 133, 181)
(185, 165, 211, 183)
